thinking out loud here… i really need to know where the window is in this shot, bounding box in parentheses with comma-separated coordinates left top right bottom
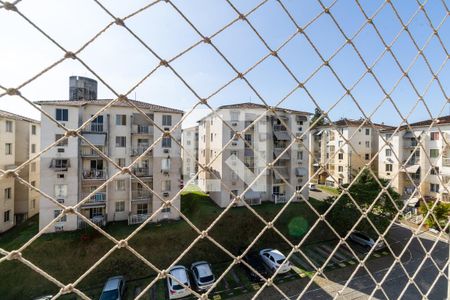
(430, 132, 439, 141)
(162, 115, 172, 126)
(55, 134, 68, 146)
(338, 166, 344, 172)
(431, 167, 439, 175)
(365, 153, 370, 160)
(31, 162, 36, 172)
(5, 143, 12, 155)
(115, 201, 125, 212)
(4, 188, 12, 200)
(211, 133, 214, 142)
(31, 124, 36, 135)
(32, 199, 36, 209)
(31, 181, 36, 187)
(365, 128, 370, 135)
(430, 183, 439, 193)
(430, 149, 439, 158)
(385, 133, 392, 139)
(338, 141, 343, 147)
(116, 180, 126, 191)
(115, 114, 127, 125)
(162, 158, 171, 171)
(162, 180, 171, 192)
(4, 210, 10, 222)
(244, 134, 252, 144)
(297, 151, 303, 160)
(54, 184, 67, 198)
(5, 120, 12, 132)
(230, 190, 239, 200)
(52, 159, 69, 169)
(186, 140, 191, 146)
(365, 141, 370, 148)
(385, 164, 393, 172)
(55, 108, 68, 121)
(31, 144, 36, 153)
(115, 136, 126, 147)
(161, 207, 171, 213)
(338, 152, 344, 160)
(162, 137, 172, 148)
(137, 203, 148, 215)
(385, 149, 392, 156)
(53, 210, 67, 222)
(117, 158, 125, 167)
(230, 112, 240, 122)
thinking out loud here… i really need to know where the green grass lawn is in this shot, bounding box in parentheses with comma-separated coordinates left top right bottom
(317, 185, 340, 196)
(0, 193, 332, 299)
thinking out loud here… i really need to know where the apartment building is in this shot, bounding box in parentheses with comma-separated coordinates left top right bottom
(181, 126, 199, 182)
(0, 110, 40, 233)
(198, 103, 311, 208)
(309, 119, 392, 187)
(378, 116, 450, 205)
(36, 99, 183, 232)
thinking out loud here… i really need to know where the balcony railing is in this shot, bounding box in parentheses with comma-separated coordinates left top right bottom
(272, 193, 287, 204)
(132, 190, 152, 201)
(89, 123, 104, 133)
(78, 215, 106, 228)
(128, 214, 149, 225)
(132, 125, 153, 135)
(83, 169, 107, 180)
(81, 192, 106, 204)
(131, 145, 151, 156)
(80, 147, 105, 157)
(273, 124, 287, 131)
(132, 167, 152, 177)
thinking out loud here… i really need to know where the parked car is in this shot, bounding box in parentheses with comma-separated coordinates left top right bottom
(309, 183, 319, 191)
(259, 249, 291, 274)
(99, 276, 125, 300)
(34, 296, 53, 300)
(349, 231, 385, 251)
(191, 261, 215, 291)
(241, 251, 269, 282)
(167, 266, 192, 299)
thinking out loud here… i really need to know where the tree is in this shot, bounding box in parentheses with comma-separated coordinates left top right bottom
(310, 107, 326, 128)
(419, 200, 450, 230)
(324, 169, 402, 234)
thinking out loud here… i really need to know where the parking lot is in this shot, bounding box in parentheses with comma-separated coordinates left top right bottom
(116, 241, 390, 300)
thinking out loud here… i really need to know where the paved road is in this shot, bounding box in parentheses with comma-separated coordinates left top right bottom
(309, 189, 332, 201)
(232, 223, 449, 299)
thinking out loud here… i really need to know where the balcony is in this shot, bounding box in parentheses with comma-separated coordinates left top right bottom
(78, 215, 106, 229)
(442, 158, 450, 167)
(272, 193, 287, 204)
(132, 190, 152, 201)
(89, 123, 105, 133)
(128, 214, 149, 225)
(131, 145, 152, 156)
(80, 146, 105, 157)
(132, 167, 152, 177)
(132, 125, 153, 135)
(81, 192, 106, 205)
(82, 169, 107, 180)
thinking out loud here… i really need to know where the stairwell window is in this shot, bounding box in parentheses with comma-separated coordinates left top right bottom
(4, 188, 12, 200)
(5, 120, 12, 132)
(56, 109, 68, 121)
(430, 183, 439, 193)
(385, 164, 393, 172)
(162, 137, 172, 148)
(5, 143, 12, 155)
(162, 115, 172, 126)
(430, 132, 439, 141)
(116, 114, 127, 126)
(115, 201, 125, 212)
(115, 136, 126, 147)
(4, 210, 10, 222)
(53, 210, 67, 222)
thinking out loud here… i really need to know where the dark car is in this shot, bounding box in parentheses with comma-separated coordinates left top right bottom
(241, 251, 269, 282)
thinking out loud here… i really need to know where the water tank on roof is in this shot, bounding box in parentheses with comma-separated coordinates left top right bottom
(69, 76, 97, 100)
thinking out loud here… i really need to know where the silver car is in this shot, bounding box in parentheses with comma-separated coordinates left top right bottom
(99, 276, 125, 300)
(349, 231, 385, 251)
(191, 261, 215, 291)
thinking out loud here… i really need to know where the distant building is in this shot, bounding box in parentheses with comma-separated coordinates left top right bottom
(0, 110, 40, 233)
(181, 126, 199, 182)
(309, 118, 392, 187)
(69, 76, 98, 101)
(198, 102, 311, 208)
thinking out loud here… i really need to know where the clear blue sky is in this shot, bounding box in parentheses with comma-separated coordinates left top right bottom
(0, 0, 448, 128)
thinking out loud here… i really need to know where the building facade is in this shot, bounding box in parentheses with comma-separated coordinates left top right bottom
(69, 76, 98, 101)
(36, 99, 183, 232)
(378, 116, 450, 206)
(309, 119, 391, 187)
(181, 126, 199, 182)
(0, 110, 40, 233)
(198, 103, 311, 208)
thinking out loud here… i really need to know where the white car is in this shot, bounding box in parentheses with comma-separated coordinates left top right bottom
(259, 249, 291, 274)
(349, 231, 385, 251)
(191, 261, 215, 291)
(167, 266, 192, 299)
(99, 276, 125, 300)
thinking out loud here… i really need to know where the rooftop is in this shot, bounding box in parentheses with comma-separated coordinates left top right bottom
(34, 99, 184, 114)
(315, 118, 394, 130)
(0, 110, 40, 124)
(380, 115, 450, 132)
(218, 102, 311, 115)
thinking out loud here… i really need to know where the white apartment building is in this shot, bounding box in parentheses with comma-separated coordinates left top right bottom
(181, 126, 199, 182)
(378, 116, 450, 206)
(0, 110, 40, 233)
(36, 99, 183, 233)
(310, 119, 392, 187)
(198, 103, 311, 208)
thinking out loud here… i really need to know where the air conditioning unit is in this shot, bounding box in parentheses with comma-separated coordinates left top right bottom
(163, 192, 169, 197)
(164, 127, 170, 131)
(163, 149, 170, 154)
(163, 170, 170, 175)
(232, 122, 238, 126)
(57, 199, 65, 204)
(232, 142, 238, 146)
(55, 225, 64, 232)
